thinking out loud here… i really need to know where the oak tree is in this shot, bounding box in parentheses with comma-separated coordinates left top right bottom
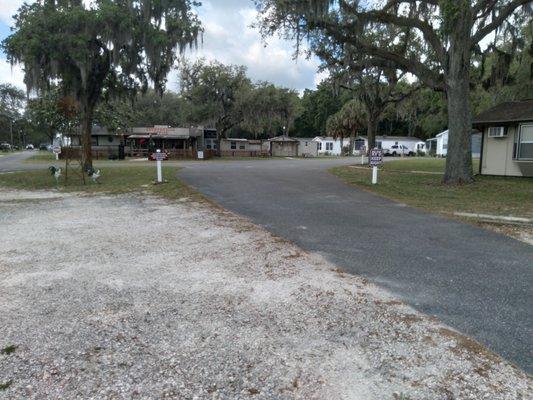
(3, 0, 201, 171)
(256, 0, 532, 183)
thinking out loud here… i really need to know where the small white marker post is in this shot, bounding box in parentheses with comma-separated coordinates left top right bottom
(156, 149, 163, 183)
(369, 148, 383, 185)
(52, 145, 61, 160)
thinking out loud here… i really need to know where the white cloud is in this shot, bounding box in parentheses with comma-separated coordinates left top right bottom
(1, 0, 322, 93)
(0, 0, 25, 25)
(0, 58, 25, 89)
(180, 1, 321, 92)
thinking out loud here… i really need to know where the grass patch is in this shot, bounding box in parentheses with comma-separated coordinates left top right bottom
(331, 159, 532, 218)
(0, 166, 189, 201)
(379, 157, 480, 173)
(1, 345, 17, 355)
(23, 151, 57, 163)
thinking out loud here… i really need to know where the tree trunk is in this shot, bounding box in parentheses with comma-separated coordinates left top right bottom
(366, 115, 378, 154)
(443, 19, 473, 184)
(47, 126, 55, 144)
(80, 100, 94, 172)
(215, 120, 226, 157)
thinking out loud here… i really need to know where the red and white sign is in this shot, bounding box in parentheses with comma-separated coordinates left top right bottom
(147, 126, 172, 134)
(150, 151, 169, 161)
(52, 146, 62, 154)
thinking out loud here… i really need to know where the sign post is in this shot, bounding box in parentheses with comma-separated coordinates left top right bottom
(157, 151, 162, 183)
(151, 149, 168, 183)
(52, 145, 61, 160)
(369, 148, 383, 185)
(52, 137, 62, 160)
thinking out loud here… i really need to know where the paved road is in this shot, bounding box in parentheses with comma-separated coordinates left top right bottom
(0, 151, 38, 172)
(179, 158, 533, 373)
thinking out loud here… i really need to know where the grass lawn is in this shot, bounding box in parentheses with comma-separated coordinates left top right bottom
(331, 158, 533, 218)
(0, 166, 188, 201)
(23, 151, 58, 163)
(382, 158, 480, 174)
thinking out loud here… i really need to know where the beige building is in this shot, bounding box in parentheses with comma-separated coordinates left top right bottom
(269, 136, 300, 157)
(64, 125, 125, 159)
(296, 138, 319, 157)
(473, 100, 533, 177)
(220, 138, 269, 157)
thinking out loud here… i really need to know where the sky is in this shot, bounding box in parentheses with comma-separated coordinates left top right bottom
(0, 0, 325, 93)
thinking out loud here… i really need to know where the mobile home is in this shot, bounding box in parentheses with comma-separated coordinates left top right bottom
(473, 100, 533, 177)
(354, 136, 423, 156)
(313, 136, 352, 156)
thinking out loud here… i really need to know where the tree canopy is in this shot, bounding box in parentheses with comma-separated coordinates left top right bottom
(256, 0, 533, 183)
(2, 0, 201, 169)
(179, 59, 300, 140)
(0, 84, 26, 145)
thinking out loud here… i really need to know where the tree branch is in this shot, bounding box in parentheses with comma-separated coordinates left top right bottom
(383, 84, 422, 105)
(473, 0, 499, 20)
(360, 9, 446, 64)
(382, 0, 439, 11)
(322, 22, 445, 90)
(471, 0, 531, 45)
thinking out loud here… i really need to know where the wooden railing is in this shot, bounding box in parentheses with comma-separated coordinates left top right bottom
(220, 150, 270, 157)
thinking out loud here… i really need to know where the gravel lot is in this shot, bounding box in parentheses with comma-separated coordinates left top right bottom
(0, 189, 530, 399)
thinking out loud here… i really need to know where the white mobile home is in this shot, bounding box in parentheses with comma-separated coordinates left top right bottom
(313, 136, 352, 156)
(473, 100, 533, 177)
(427, 130, 448, 157)
(296, 138, 319, 157)
(353, 136, 423, 156)
(427, 130, 482, 157)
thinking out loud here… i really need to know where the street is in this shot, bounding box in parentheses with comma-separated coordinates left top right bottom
(0, 151, 39, 173)
(179, 157, 533, 373)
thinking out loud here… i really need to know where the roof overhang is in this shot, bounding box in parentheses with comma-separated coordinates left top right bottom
(473, 119, 533, 128)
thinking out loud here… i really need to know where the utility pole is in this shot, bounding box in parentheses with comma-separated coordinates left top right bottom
(9, 119, 13, 149)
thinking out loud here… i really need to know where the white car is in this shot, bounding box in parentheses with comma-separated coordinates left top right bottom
(26, 144, 35, 150)
(384, 144, 414, 157)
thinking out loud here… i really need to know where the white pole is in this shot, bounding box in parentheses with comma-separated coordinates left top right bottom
(156, 149, 163, 183)
(372, 166, 378, 185)
(361, 154, 364, 165)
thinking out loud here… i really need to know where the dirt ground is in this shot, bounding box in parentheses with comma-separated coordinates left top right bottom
(0, 189, 530, 399)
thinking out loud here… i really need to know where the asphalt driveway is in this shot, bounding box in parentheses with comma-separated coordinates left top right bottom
(179, 157, 533, 373)
(0, 151, 37, 172)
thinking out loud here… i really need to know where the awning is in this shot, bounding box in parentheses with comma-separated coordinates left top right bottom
(128, 134, 151, 139)
(128, 134, 191, 139)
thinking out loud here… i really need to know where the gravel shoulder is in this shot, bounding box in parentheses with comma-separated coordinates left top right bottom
(0, 189, 530, 399)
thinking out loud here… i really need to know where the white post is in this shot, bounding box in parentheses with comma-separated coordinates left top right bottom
(372, 166, 378, 185)
(361, 154, 364, 165)
(55, 153, 59, 161)
(156, 149, 163, 183)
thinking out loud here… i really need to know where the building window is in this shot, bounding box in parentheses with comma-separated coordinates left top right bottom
(230, 141, 236, 150)
(516, 124, 533, 160)
(239, 143, 245, 150)
(326, 142, 333, 151)
(317, 142, 322, 151)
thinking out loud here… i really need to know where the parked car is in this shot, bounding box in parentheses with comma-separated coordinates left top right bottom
(384, 144, 414, 157)
(26, 144, 35, 150)
(39, 143, 49, 151)
(0, 142, 11, 152)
